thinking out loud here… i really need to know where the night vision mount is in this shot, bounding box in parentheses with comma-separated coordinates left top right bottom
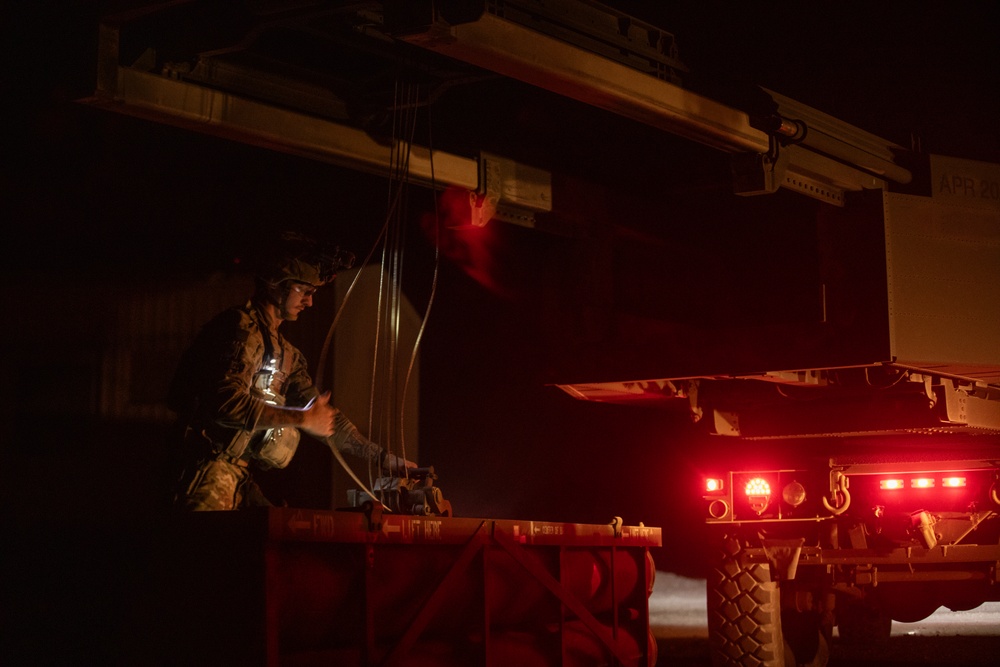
(312, 243, 356, 282)
(273, 231, 356, 283)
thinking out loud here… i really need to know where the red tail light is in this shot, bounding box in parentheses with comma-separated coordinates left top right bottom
(705, 478, 724, 493)
(744, 477, 772, 514)
(745, 478, 771, 496)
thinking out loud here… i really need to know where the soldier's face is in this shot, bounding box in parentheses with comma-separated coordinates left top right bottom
(280, 281, 317, 321)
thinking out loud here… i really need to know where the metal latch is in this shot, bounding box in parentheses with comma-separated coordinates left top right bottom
(474, 152, 552, 227)
(761, 537, 806, 581)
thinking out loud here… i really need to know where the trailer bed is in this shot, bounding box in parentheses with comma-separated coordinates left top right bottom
(136, 508, 662, 667)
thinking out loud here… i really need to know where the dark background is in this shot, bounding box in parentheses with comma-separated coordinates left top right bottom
(4, 0, 999, 532)
(2, 3, 999, 661)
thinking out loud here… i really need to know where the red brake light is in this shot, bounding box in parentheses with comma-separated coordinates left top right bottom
(744, 477, 771, 514)
(745, 478, 771, 496)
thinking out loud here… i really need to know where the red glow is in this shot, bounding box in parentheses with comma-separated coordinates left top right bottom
(744, 477, 771, 514)
(745, 478, 771, 497)
(421, 186, 512, 298)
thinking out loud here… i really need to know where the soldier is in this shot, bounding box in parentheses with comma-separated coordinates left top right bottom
(167, 233, 415, 510)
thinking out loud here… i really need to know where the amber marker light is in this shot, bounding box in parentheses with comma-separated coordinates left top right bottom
(879, 478, 905, 490)
(942, 476, 967, 488)
(911, 477, 935, 489)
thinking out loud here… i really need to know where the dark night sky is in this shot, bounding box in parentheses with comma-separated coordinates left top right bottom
(3, 1, 999, 576)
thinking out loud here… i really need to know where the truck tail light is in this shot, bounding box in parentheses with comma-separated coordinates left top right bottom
(745, 478, 771, 496)
(879, 475, 966, 491)
(861, 467, 995, 514)
(745, 477, 771, 514)
(705, 478, 724, 493)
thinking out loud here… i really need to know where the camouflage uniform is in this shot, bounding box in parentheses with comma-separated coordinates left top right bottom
(168, 298, 399, 510)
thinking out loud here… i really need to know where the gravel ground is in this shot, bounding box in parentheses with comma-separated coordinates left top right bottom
(649, 572, 1000, 666)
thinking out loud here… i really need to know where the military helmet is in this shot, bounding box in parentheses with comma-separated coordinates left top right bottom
(256, 232, 356, 288)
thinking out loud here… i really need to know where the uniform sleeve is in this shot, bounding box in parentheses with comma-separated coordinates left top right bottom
(248, 338, 327, 430)
(281, 343, 320, 408)
(191, 309, 269, 432)
(177, 307, 326, 438)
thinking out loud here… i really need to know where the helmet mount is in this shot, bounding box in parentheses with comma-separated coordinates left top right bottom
(255, 232, 356, 289)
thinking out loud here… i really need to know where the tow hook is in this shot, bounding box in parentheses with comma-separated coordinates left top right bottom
(761, 537, 806, 581)
(823, 470, 851, 515)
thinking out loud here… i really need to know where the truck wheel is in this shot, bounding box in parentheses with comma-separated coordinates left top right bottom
(707, 536, 789, 667)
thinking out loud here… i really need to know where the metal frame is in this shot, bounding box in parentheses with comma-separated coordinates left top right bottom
(82, 1, 910, 208)
(398, 8, 905, 205)
(257, 508, 661, 666)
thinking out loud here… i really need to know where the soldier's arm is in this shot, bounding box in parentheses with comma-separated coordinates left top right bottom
(325, 412, 416, 473)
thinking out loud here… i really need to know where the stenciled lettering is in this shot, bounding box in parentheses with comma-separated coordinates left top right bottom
(939, 172, 999, 200)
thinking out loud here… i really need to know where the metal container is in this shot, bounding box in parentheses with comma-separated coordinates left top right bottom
(139, 508, 661, 666)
